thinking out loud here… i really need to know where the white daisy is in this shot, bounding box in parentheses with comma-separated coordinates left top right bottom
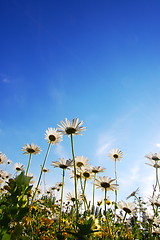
(14, 163, 24, 172)
(146, 159, 160, 168)
(75, 156, 89, 168)
(78, 167, 93, 180)
(108, 149, 123, 161)
(69, 170, 81, 179)
(45, 128, 63, 145)
(42, 168, 49, 173)
(91, 165, 106, 174)
(0, 152, 7, 164)
(118, 201, 135, 214)
(66, 192, 76, 202)
(57, 118, 86, 135)
(145, 152, 160, 161)
(21, 143, 41, 155)
(51, 158, 73, 169)
(94, 176, 118, 191)
(7, 159, 12, 165)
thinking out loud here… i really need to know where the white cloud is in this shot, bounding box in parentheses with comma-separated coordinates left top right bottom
(2, 78, 10, 83)
(55, 144, 68, 159)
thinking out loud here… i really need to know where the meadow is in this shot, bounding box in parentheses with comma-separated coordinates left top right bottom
(0, 118, 160, 240)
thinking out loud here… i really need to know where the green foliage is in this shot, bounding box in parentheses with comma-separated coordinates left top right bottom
(0, 172, 33, 240)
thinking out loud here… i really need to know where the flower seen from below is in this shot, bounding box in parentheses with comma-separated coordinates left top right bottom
(94, 176, 118, 191)
(0, 152, 7, 164)
(118, 201, 135, 214)
(126, 188, 139, 199)
(145, 152, 160, 161)
(51, 158, 73, 169)
(57, 118, 86, 135)
(7, 159, 12, 165)
(66, 192, 76, 202)
(146, 159, 160, 168)
(14, 163, 24, 172)
(78, 167, 93, 180)
(75, 156, 89, 168)
(0, 170, 10, 180)
(108, 149, 123, 161)
(45, 128, 63, 145)
(69, 170, 81, 179)
(149, 195, 160, 207)
(42, 168, 49, 173)
(21, 143, 41, 155)
(91, 166, 106, 174)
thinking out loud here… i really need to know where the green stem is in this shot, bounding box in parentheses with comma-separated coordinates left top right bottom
(59, 168, 65, 231)
(70, 134, 78, 223)
(26, 154, 32, 175)
(32, 143, 51, 201)
(114, 160, 118, 204)
(92, 173, 96, 212)
(104, 188, 107, 214)
(80, 176, 87, 211)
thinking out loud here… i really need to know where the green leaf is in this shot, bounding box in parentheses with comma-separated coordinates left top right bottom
(2, 233, 11, 240)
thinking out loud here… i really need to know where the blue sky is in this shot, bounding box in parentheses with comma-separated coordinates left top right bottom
(1, 0, 160, 201)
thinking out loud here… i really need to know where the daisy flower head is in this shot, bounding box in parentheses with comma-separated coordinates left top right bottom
(118, 201, 135, 214)
(51, 158, 73, 169)
(0, 170, 10, 180)
(14, 163, 24, 172)
(57, 118, 86, 135)
(146, 159, 160, 168)
(7, 159, 12, 165)
(42, 168, 49, 173)
(21, 143, 41, 155)
(149, 195, 160, 207)
(0, 152, 7, 164)
(91, 166, 106, 174)
(94, 176, 118, 191)
(108, 149, 123, 161)
(66, 192, 76, 202)
(75, 156, 89, 168)
(145, 152, 160, 161)
(69, 170, 81, 179)
(45, 128, 63, 145)
(79, 166, 93, 180)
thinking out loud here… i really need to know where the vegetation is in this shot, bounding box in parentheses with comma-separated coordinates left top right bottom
(0, 118, 160, 239)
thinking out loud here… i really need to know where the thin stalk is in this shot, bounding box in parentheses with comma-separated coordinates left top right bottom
(104, 188, 107, 214)
(32, 143, 51, 201)
(152, 167, 160, 197)
(59, 168, 65, 232)
(92, 173, 96, 212)
(26, 154, 32, 175)
(104, 188, 111, 236)
(43, 173, 46, 193)
(114, 160, 118, 204)
(80, 176, 87, 211)
(70, 134, 78, 223)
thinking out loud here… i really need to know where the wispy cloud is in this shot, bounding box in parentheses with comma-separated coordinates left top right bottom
(119, 162, 155, 200)
(2, 78, 10, 84)
(55, 144, 68, 159)
(95, 134, 116, 157)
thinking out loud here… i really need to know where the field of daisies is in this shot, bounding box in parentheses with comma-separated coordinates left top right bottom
(0, 118, 160, 240)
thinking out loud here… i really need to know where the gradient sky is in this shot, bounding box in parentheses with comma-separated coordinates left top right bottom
(1, 0, 160, 201)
